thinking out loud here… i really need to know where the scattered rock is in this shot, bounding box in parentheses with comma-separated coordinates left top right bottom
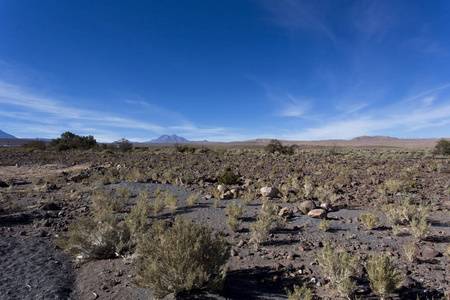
(272, 262, 284, 271)
(260, 187, 280, 198)
(217, 185, 227, 192)
(278, 207, 294, 218)
(298, 200, 317, 214)
(308, 208, 327, 219)
(422, 246, 441, 258)
(320, 202, 335, 212)
(220, 190, 233, 200)
(70, 174, 89, 182)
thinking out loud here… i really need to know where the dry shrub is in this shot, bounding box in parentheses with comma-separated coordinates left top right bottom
(241, 192, 253, 205)
(91, 188, 125, 215)
(318, 219, 332, 232)
(250, 204, 286, 246)
(116, 186, 131, 199)
(136, 218, 230, 299)
(382, 202, 429, 226)
(124, 192, 153, 237)
(317, 239, 358, 299)
(226, 216, 242, 232)
(164, 192, 179, 214)
(410, 215, 430, 240)
(379, 179, 408, 195)
(186, 192, 199, 206)
(359, 213, 380, 230)
(285, 282, 313, 300)
(225, 202, 244, 218)
(403, 242, 417, 262)
(367, 254, 401, 299)
(58, 214, 130, 260)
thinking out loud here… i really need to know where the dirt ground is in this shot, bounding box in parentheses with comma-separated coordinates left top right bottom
(0, 147, 449, 299)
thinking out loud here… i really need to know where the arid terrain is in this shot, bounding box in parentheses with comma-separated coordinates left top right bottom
(0, 139, 449, 299)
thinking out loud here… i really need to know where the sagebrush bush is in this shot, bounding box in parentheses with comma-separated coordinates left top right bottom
(162, 192, 178, 214)
(186, 192, 199, 206)
(403, 242, 417, 262)
(379, 179, 408, 195)
(359, 212, 380, 230)
(285, 282, 313, 300)
(226, 216, 242, 232)
(136, 218, 230, 298)
(383, 202, 429, 226)
(367, 254, 401, 299)
(225, 202, 244, 218)
(317, 239, 358, 298)
(124, 193, 152, 237)
(91, 188, 125, 216)
(318, 219, 332, 232)
(410, 215, 430, 240)
(58, 214, 130, 260)
(250, 204, 286, 246)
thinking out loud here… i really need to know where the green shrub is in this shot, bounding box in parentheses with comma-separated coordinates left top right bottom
(433, 138, 450, 156)
(317, 239, 358, 298)
(285, 282, 313, 300)
(22, 140, 46, 150)
(265, 139, 297, 155)
(174, 143, 196, 153)
(51, 131, 97, 151)
(367, 254, 401, 299)
(359, 213, 380, 230)
(217, 171, 240, 185)
(135, 218, 230, 298)
(116, 138, 133, 152)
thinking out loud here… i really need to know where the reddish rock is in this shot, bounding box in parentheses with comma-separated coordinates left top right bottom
(278, 207, 294, 218)
(422, 246, 441, 258)
(308, 208, 327, 219)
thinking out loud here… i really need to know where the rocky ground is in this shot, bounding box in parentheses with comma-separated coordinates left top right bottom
(0, 147, 449, 299)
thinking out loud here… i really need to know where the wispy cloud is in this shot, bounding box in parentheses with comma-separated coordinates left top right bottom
(261, 0, 337, 43)
(351, 0, 397, 43)
(281, 101, 450, 141)
(277, 94, 311, 117)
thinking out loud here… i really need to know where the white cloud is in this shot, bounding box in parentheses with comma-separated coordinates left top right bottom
(281, 103, 450, 141)
(422, 96, 435, 106)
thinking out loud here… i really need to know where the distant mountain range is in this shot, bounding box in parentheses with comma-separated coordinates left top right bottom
(0, 130, 16, 139)
(144, 134, 189, 143)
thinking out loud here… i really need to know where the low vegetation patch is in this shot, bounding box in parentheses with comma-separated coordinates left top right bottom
(135, 218, 230, 299)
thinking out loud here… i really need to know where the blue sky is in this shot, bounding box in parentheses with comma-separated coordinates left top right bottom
(0, 0, 449, 142)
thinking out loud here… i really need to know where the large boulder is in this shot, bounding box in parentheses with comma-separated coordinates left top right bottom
(308, 208, 327, 219)
(260, 187, 280, 198)
(298, 200, 317, 214)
